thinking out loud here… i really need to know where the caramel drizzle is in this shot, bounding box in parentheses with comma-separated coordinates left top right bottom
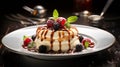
(59, 31, 61, 51)
(41, 30, 44, 41)
(44, 30, 48, 39)
(66, 30, 71, 50)
(50, 31, 54, 50)
(70, 29, 74, 38)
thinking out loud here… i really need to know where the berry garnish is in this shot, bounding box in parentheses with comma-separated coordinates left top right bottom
(75, 44, 83, 52)
(82, 38, 91, 48)
(47, 19, 54, 28)
(32, 35, 36, 41)
(53, 22, 60, 31)
(38, 45, 47, 53)
(24, 38, 31, 46)
(57, 17, 66, 28)
(27, 42, 35, 48)
(89, 42, 95, 48)
(52, 9, 78, 28)
(78, 35, 84, 42)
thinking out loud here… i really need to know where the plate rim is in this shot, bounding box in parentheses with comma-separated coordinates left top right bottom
(2, 24, 116, 59)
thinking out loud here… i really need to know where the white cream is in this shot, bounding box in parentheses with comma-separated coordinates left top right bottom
(34, 26, 80, 52)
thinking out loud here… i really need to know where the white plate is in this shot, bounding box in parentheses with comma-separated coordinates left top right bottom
(2, 24, 115, 60)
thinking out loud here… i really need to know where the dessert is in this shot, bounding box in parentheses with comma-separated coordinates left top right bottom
(22, 9, 94, 53)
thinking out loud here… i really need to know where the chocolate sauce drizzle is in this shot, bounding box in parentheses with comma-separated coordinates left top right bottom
(44, 30, 48, 39)
(41, 30, 44, 41)
(67, 30, 71, 50)
(50, 31, 54, 50)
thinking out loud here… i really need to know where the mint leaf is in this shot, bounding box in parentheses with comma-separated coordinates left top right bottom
(65, 23, 70, 28)
(23, 35, 27, 40)
(65, 16, 78, 28)
(67, 16, 78, 23)
(53, 9, 59, 19)
(85, 41, 89, 48)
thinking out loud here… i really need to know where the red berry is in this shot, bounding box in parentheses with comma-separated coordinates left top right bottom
(89, 42, 95, 48)
(82, 38, 91, 48)
(24, 38, 31, 46)
(82, 38, 91, 46)
(61, 19, 66, 27)
(57, 17, 66, 27)
(47, 19, 54, 28)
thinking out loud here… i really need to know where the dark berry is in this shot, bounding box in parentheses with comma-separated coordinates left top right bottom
(78, 35, 84, 42)
(47, 19, 54, 28)
(75, 44, 83, 52)
(32, 35, 36, 41)
(38, 45, 47, 53)
(53, 22, 60, 31)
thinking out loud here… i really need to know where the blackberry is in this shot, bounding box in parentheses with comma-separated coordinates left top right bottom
(32, 34, 36, 41)
(38, 45, 47, 53)
(53, 22, 60, 31)
(78, 35, 84, 42)
(75, 44, 83, 52)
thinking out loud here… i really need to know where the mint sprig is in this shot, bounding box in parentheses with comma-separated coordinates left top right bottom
(85, 41, 89, 48)
(52, 9, 78, 28)
(65, 16, 78, 28)
(53, 9, 59, 19)
(67, 16, 78, 23)
(23, 35, 28, 40)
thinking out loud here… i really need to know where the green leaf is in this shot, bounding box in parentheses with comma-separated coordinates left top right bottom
(85, 41, 89, 48)
(53, 9, 59, 19)
(67, 16, 78, 23)
(27, 42, 35, 48)
(65, 23, 70, 28)
(23, 35, 27, 40)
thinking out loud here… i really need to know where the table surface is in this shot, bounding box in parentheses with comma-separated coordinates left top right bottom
(0, 10, 120, 67)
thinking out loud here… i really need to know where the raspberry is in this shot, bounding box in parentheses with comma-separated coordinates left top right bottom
(89, 42, 95, 48)
(82, 38, 91, 48)
(24, 38, 31, 46)
(57, 17, 66, 28)
(47, 19, 54, 28)
(82, 38, 91, 45)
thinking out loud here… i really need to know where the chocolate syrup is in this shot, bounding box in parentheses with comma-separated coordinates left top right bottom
(41, 30, 44, 41)
(44, 30, 48, 39)
(50, 31, 54, 50)
(66, 30, 71, 50)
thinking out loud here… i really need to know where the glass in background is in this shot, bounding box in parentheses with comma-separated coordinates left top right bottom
(73, 0, 92, 16)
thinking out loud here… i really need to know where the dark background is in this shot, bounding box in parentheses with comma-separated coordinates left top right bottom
(0, 0, 120, 15)
(0, 1, 120, 67)
(0, 0, 120, 34)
